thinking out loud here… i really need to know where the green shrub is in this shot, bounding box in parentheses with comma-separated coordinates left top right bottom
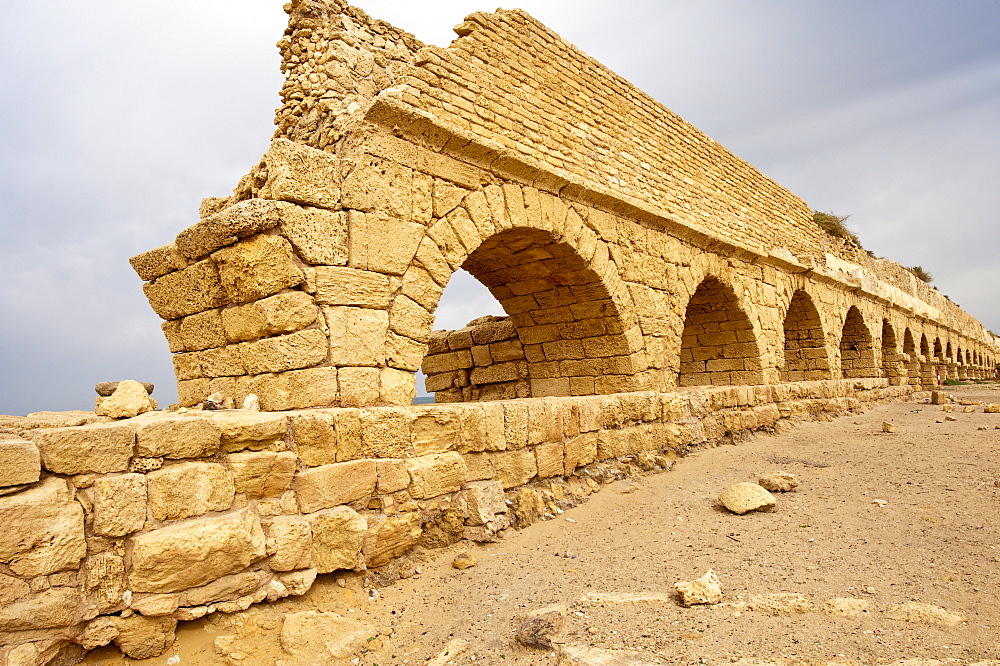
(907, 266, 933, 284)
(813, 211, 862, 247)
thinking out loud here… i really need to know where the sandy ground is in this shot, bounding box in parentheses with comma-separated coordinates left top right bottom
(82, 384, 1000, 665)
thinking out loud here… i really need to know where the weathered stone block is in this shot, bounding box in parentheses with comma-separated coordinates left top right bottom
(0, 477, 85, 577)
(209, 411, 287, 452)
(278, 205, 348, 265)
(535, 442, 565, 479)
(563, 432, 597, 474)
(492, 449, 537, 489)
(411, 406, 460, 455)
(347, 210, 425, 275)
(142, 259, 228, 320)
(462, 480, 506, 526)
(290, 412, 337, 466)
(212, 234, 304, 304)
(228, 450, 297, 498)
(406, 452, 467, 499)
(31, 423, 134, 475)
(146, 462, 235, 521)
(389, 295, 435, 341)
(313, 266, 392, 308)
(178, 309, 227, 350)
(326, 306, 389, 366)
(241, 328, 327, 374)
(92, 473, 147, 537)
(264, 515, 312, 571)
(130, 242, 186, 281)
(0, 438, 40, 487)
(222, 291, 318, 343)
(129, 508, 266, 593)
(342, 157, 413, 219)
(0, 587, 83, 632)
(257, 139, 341, 208)
(306, 506, 367, 573)
(360, 407, 412, 458)
(135, 416, 221, 459)
(294, 459, 377, 512)
(338, 366, 380, 407)
(363, 512, 422, 568)
(113, 614, 178, 659)
(375, 458, 410, 493)
(176, 198, 290, 260)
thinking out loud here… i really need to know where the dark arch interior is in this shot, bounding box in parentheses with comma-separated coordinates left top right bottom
(781, 290, 830, 381)
(840, 307, 877, 378)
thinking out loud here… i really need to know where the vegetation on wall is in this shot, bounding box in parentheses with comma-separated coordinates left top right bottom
(813, 211, 862, 248)
(906, 265, 933, 284)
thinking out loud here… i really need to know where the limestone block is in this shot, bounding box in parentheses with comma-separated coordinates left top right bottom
(326, 306, 389, 366)
(264, 516, 312, 571)
(222, 291, 318, 343)
(146, 462, 235, 521)
(504, 401, 530, 450)
(363, 512, 422, 568)
(284, 365, 339, 410)
(342, 156, 412, 219)
(96, 380, 154, 419)
(142, 259, 228, 320)
(422, 349, 473, 374)
(338, 366, 380, 407)
(177, 570, 266, 608)
(92, 473, 147, 537)
(462, 480, 506, 526)
(376, 459, 410, 493)
(0, 477, 85, 577)
(258, 139, 341, 209)
(885, 601, 966, 627)
(386, 331, 428, 372)
(279, 610, 373, 661)
(491, 449, 537, 489)
(178, 309, 227, 350)
(400, 265, 444, 312)
(0, 572, 30, 606)
(758, 471, 798, 492)
(675, 570, 722, 606)
(313, 266, 391, 308)
(360, 407, 412, 458)
(290, 412, 337, 466)
(208, 411, 287, 452)
(457, 405, 487, 453)
(175, 198, 290, 259)
(0, 587, 83, 632)
(130, 242, 187, 281)
(747, 593, 814, 615)
(212, 234, 304, 304)
(85, 549, 126, 615)
(406, 452, 467, 499)
(347, 210, 425, 275)
(390, 295, 435, 341)
(411, 406, 460, 456)
(0, 438, 40, 487)
(240, 328, 327, 374)
(31, 423, 134, 475)
(462, 452, 496, 481)
(718, 482, 776, 515)
(985, 404, 1000, 413)
(113, 614, 178, 660)
(306, 506, 367, 573)
(334, 409, 362, 462)
(294, 459, 377, 512)
(196, 345, 245, 378)
(135, 416, 221, 459)
(129, 508, 266, 593)
(278, 206, 348, 265)
(228, 450, 297, 498)
(535, 442, 565, 479)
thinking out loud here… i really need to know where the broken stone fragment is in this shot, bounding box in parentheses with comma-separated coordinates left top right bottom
(747, 592, 814, 615)
(985, 404, 1000, 413)
(279, 610, 373, 661)
(674, 569, 721, 606)
(881, 421, 896, 433)
(95, 380, 155, 419)
(885, 601, 966, 627)
(95, 381, 154, 396)
(452, 551, 477, 569)
(757, 471, 798, 492)
(516, 607, 565, 649)
(718, 482, 776, 514)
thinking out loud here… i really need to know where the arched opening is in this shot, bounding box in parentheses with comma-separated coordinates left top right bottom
(839, 306, 877, 378)
(420, 227, 641, 402)
(780, 289, 830, 381)
(945, 341, 953, 362)
(678, 276, 763, 387)
(880, 319, 900, 381)
(902, 328, 916, 355)
(902, 328, 920, 386)
(933, 338, 943, 361)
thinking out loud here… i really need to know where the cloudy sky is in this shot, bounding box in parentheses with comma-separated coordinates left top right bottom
(2, 1, 998, 415)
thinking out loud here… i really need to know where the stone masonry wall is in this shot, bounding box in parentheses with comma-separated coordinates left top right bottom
(0, 379, 915, 661)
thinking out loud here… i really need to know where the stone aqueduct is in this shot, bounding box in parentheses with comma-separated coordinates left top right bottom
(2, 2, 998, 663)
(132, 1, 998, 408)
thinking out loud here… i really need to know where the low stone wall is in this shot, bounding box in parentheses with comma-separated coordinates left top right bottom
(0, 379, 914, 663)
(423, 316, 530, 402)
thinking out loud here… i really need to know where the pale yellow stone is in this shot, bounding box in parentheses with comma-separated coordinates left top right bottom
(0, 477, 85, 577)
(326, 306, 389, 366)
(0, 587, 83, 632)
(313, 266, 392, 308)
(221, 291, 318, 342)
(885, 601, 966, 627)
(130, 242, 187, 281)
(258, 138, 341, 209)
(146, 462, 235, 521)
(0, 438, 40, 487)
(347, 211, 425, 276)
(411, 406, 460, 455)
(129, 508, 266, 593)
(718, 482, 776, 515)
(142, 259, 227, 320)
(491, 449, 537, 489)
(363, 512, 422, 568)
(264, 516, 312, 571)
(289, 412, 338, 466)
(228, 450, 297, 498)
(135, 416, 221, 459)
(112, 614, 178, 660)
(278, 206, 348, 265)
(375, 459, 410, 493)
(338, 366, 380, 407)
(294, 459, 377, 513)
(240, 328, 327, 374)
(380, 367, 417, 405)
(534, 442, 565, 479)
(279, 610, 373, 661)
(96, 380, 153, 419)
(212, 234, 304, 303)
(675, 569, 722, 606)
(178, 308, 227, 350)
(306, 505, 367, 573)
(30, 422, 134, 475)
(208, 411, 287, 452)
(92, 473, 147, 537)
(406, 452, 467, 498)
(360, 407, 412, 458)
(175, 198, 289, 259)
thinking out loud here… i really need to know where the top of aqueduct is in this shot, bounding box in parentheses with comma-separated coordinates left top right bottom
(131, 0, 999, 409)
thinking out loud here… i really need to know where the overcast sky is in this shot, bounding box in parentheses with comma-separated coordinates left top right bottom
(2, 1, 998, 415)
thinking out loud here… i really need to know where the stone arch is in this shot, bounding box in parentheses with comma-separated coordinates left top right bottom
(945, 341, 954, 362)
(839, 306, 877, 378)
(780, 289, 830, 381)
(678, 275, 764, 387)
(902, 328, 916, 355)
(920, 333, 930, 357)
(933, 337, 943, 360)
(880, 319, 902, 381)
(410, 186, 649, 400)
